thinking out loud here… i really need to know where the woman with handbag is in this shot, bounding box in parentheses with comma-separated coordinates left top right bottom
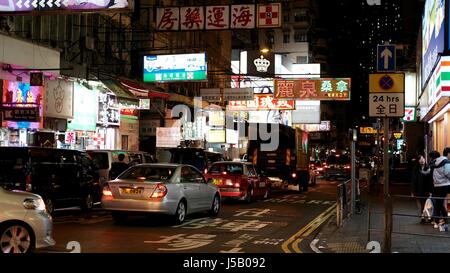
(411, 155, 433, 223)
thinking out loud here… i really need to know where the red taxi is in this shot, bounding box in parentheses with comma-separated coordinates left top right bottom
(205, 162, 270, 203)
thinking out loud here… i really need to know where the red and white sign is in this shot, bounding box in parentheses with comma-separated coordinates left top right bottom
(93, 132, 105, 146)
(228, 94, 295, 111)
(65, 131, 76, 144)
(231, 4, 255, 29)
(206, 6, 230, 30)
(156, 7, 180, 31)
(180, 6, 205, 30)
(257, 4, 281, 28)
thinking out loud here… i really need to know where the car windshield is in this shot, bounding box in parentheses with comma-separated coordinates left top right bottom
(87, 152, 109, 169)
(327, 155, 350, 165)
(118, 166, 176, 181)
(209, 163, 244, 175)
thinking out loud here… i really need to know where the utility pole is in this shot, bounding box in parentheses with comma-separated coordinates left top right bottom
(383, 117, 392, 253)
(351, 128, 357, 215)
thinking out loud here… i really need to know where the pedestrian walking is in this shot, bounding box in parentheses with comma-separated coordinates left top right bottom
(430, 149, 450, 230)
(410, 155, 433, 223)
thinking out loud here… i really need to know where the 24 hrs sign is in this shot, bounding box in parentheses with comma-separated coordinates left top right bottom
(369, 93, 404, 117)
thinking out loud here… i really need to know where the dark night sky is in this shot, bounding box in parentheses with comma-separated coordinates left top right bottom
(317, 0, 424, 127)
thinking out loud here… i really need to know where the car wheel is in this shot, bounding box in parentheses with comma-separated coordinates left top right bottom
(44, 198, 54, 215)
(245, 188, 253, 204)
(112, 212, 128, 224)
(209, 195, 220, 216)
(174, 200, 187, 225)
(81, 193, 94, 212)
(0, 223, 34, 253)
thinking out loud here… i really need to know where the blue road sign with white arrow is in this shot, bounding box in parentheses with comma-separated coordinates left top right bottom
(377, 44, 396, 72)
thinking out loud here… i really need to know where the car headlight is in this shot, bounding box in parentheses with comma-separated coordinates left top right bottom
(23, 198, 46, 211)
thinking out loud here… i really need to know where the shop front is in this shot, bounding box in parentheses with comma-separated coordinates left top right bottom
(420, 56, 450, 153)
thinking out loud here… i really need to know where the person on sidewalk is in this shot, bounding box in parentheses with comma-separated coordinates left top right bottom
(431, 148, 450, 230)
(411, 155, 433, 223)
(427, 151, 440, 228)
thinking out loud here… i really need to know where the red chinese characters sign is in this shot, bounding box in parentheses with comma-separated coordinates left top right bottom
(180, 7, 204, 30)
(157, 7, 180, 31)
(231, 4, 255, 29)
(206, 6, 230, 30)
(157, 5, 272, 30)
(228, 95, 295, 110)
(274, 78, 351, 101)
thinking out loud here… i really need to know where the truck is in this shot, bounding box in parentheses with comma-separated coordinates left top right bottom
(247, 123, 310, 192)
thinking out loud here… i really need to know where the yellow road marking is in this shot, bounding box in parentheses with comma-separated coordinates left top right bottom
(282, 203, 336, 253)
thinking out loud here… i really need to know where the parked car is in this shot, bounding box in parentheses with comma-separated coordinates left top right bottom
(0, 147, 100, 215)
(157, 148, 225, 174)
(102, 163, 221, 224)
(310, 160, 324, 177)
(205, 161, 270, 202)
(0, 187, 55, 253)
(324, 154, 351, 180)
(87, 150, 154, 186)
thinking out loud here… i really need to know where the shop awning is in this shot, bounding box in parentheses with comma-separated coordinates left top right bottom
(118, 78, 171, 99)
(101, 80, 137, 100)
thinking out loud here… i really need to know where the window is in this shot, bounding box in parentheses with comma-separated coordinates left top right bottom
(119, 166, 176, 181)
(283, 33, 290, 43)
(294, 30, 308, 42)
(294, 9, 308, 22)
(122, 135, 129, 150)
(296, 56, 308, 64)
(209, 163, 244, 175)
(189, 167, 205, 183)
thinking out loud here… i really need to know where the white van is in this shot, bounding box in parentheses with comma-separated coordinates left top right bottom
(87, 150, 155, 186)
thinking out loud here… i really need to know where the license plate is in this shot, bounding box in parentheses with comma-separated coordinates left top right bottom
(121, 188, 143, 194)
(259, 182, 266, 188)
(212, 179, 222, 185)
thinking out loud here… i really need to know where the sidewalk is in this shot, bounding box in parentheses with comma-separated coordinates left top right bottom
(313, 182, 450, 253)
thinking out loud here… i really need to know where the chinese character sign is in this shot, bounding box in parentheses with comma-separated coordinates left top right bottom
(156, 5, 282, 31)
(206, 6, 230, 30)
(180, 6, 204, 30)
(274, 78, 351, 101)
(228, 95, 295, 110)
(157, 7, 180, 31)
(231, 4, 255, 29)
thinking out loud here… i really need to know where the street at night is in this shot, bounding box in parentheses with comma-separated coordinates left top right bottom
(1, 0, 450, 270)
(40, 180, 337, 254)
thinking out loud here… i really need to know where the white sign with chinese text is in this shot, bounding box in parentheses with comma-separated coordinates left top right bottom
(156, 7, 180, 31)
(369, 93, 405, 117)
(231, 4, 255, 29)
(223, 88, 254, 101)
(206, 6, 230, 30)
(180, 6, 204, 30)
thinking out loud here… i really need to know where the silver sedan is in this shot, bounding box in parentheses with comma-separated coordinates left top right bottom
(0, 187, 55, 253)
(101, 164, 221, 224)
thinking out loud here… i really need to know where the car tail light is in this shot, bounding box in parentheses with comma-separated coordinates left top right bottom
(151, 183, 167, 198)
(204, 169, 208, 174)
(233, 182, 240, 188)
(344, 165, 351, 169)
(25, 174, 32, 192)
(102, 185, 113, 197)
(317, 167, 323, 171)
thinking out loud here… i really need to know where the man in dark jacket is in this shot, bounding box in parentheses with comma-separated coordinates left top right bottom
(110, 154, 130, 180)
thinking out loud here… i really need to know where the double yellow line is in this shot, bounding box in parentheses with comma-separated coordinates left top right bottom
(282, 203, 336, 253)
